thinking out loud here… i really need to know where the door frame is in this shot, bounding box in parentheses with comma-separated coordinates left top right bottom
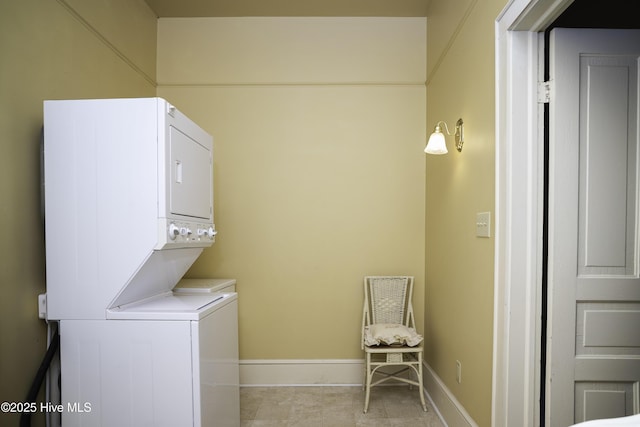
(492, 0, 573, 426)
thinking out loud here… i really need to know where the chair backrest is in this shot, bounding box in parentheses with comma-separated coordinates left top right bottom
(363, 276, 414, 327)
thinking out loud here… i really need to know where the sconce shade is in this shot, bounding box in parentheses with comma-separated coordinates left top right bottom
(424, 129, 448, 155)
(424, 118, 464, 155)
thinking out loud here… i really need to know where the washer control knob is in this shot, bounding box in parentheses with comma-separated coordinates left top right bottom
(179, 227, 188, 236)
(169, 224, 180, 240)
(207, 227, 218, 238)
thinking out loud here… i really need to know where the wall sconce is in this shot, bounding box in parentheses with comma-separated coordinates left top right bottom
(424, 118, 464, 155)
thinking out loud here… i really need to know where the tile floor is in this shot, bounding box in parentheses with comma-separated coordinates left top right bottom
(240, 385, 445, 426)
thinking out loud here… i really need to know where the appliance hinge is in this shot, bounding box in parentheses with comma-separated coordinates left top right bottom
(538, 81, 551, 104)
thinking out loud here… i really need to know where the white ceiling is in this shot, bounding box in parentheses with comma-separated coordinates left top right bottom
(143, 0, 430, 18)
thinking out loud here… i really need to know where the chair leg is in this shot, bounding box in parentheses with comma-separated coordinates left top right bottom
(363, 353, 371, 413)
(418, 354, 427, 412)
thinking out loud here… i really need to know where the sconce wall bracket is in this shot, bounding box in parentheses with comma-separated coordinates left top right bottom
(454, 118, 464, 152)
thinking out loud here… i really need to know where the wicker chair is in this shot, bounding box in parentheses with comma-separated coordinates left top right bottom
(361, 276, 427, 413)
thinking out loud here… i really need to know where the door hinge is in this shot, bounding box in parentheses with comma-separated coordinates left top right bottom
(538, 81, 551, 103)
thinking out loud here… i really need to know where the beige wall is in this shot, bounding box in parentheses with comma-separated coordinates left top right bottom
(425, 0, 507, 425)
(0, 1, 513, 423)
(157, 17, 426, 360)
(0, 0, 156, 425)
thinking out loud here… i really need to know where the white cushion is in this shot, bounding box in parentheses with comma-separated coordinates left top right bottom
(364, 323, 423, 347)
(570, 415, 640, 427)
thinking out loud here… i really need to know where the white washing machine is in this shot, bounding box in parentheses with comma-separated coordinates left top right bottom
(61, 292, 239, 427)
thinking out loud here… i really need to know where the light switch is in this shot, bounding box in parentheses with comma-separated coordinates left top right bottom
(476, 212, 491, 238)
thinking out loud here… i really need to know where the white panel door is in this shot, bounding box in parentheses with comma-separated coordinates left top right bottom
(548, 28, 640, 426)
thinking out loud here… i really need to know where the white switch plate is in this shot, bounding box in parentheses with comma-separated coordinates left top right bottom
(476, 212, 491, 238)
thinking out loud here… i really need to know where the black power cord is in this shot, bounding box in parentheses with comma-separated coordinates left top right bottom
(20, 322, 60, 427)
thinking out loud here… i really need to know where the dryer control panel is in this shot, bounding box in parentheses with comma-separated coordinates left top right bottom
(156, 219, 217, 249)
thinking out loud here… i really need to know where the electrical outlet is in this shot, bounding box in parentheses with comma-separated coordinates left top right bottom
(456, 360, 462, 384)
(38, 293, 47, 319)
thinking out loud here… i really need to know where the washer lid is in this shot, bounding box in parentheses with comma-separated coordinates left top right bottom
(107, 291, 236, 320)
(173, 278, 236, 294)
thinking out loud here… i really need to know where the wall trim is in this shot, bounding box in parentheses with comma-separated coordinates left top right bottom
(493, 1, 574, 426)
(423, 361, 478, 427)
(426, 0, 479, 85)
(157, 82, 426, 88)
(56, 0, 156, 87)
(240, 359, 364, 386)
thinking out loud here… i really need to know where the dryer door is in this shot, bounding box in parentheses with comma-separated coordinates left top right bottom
(169, 126, 213, 220)
(169, 126, 212, 220)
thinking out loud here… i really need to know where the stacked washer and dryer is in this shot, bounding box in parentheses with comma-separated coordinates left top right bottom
(43, 98, 239, 427)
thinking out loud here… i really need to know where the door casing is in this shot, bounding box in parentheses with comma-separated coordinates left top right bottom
(493, 1, 573, 426)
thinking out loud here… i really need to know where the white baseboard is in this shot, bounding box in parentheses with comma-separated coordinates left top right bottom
(240, 359, 364, 386)
(239, 358, 475, 427)
(422, 362, 478, 427)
